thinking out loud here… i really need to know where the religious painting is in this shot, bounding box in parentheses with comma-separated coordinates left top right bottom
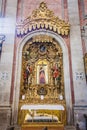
(36, 60, 48, 84)
(39, 66, 46, 84)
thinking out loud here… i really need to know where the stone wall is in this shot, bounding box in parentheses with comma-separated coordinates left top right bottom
(0, 0, 18, 130)
(67, 0, 87, 104)
(73, 106, 87, 130)
(0, 106, 11, 130)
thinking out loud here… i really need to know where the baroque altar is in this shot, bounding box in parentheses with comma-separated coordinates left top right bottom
(17, 2, 70, 128)
(18, 34, 66, 126)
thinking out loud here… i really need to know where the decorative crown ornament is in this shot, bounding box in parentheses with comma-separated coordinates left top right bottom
(16, 2, 70, 37)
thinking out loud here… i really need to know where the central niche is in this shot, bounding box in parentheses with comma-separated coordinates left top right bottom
(18, 35, 66, 126)
(20, 35, 64, 102)
(36, 59, 48, 84)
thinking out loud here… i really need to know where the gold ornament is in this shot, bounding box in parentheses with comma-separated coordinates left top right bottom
(16, 2, 70, 37)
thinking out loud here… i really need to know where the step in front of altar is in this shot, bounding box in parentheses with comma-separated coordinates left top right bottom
(21, 123, 64, 130)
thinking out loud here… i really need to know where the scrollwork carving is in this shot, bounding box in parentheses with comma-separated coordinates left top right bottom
(16, 2, 70, 37)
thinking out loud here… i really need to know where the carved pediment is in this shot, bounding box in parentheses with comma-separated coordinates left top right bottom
(30, 2, 54, 19)
(16, 2, 70, 37)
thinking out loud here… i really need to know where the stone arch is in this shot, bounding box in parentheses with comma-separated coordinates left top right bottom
(13, 30, 72, 125)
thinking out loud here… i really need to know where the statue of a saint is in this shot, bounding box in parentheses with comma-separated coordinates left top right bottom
(39, 67, 45, 84)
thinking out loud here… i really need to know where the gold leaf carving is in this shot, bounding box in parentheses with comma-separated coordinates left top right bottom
(31, 2, 54, 19)
(16, 2, 70, 37)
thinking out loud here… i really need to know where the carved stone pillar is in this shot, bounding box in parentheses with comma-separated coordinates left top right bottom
(67, 0, 87, 125)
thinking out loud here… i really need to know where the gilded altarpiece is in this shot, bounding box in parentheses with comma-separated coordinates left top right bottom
(16, 1, 70, 127)
(18, 35, 66, 126)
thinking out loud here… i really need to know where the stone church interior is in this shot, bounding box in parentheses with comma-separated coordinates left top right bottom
(0, 0, 87, 130)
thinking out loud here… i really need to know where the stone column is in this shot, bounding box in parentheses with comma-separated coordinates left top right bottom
(67, 0, 87, 127)
(67, 0, 87, 105)
(0, 0, 18, 129)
